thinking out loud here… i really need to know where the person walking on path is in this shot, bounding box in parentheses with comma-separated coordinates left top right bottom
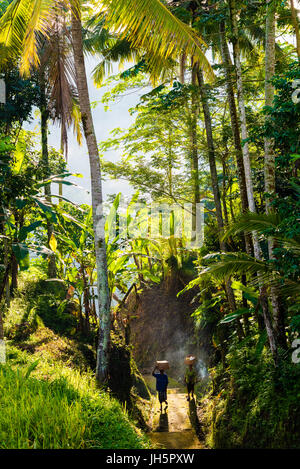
(185, 364, 197, 401)
(152, 364, 168, 412)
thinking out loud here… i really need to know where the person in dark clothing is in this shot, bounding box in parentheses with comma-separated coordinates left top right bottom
(152, 365, 168, 412)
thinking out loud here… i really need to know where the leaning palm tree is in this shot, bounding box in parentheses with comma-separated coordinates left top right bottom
(0, 0, 214, 383)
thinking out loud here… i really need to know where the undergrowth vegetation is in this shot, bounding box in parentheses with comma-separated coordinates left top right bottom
(200, 339, 300, 448)
(0, 268, 151, 449)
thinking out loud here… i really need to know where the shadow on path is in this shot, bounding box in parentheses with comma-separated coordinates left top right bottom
(149, 389, 204, 449)
(156, 411, 169, 432)
(189, 398, 205, 440)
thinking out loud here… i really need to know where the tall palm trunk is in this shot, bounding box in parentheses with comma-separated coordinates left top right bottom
(190, 64, 200, 235)
(180, 52, 186, 84)
(197, 69, 225, 241)
(228, 0, 277, 351)
(219, 21, 252, 256)
(197, 67, 244, 340)
(71, 12, 111, 383)
(40, 75, 57, 279)
(228, 0, 255, 215)
(264, 0, 276, 217)
(264, 0, 286, 352)
(219, 22, 249, 213)
(290, 0, 300, 59)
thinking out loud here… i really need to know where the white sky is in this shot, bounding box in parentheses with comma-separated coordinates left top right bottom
(25, 56, 141, 205)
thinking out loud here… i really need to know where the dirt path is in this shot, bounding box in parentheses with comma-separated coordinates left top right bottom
(148, 388, 204, 450)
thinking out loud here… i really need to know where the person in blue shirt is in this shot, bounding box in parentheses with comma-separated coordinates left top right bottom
(152, 364, 168, 412)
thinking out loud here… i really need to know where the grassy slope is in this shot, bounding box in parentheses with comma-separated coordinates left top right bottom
(0, 267, 151, 449)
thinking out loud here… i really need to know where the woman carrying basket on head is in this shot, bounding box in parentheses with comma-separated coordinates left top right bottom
(152, 362, 169, 412)
(184, 355, 197, 401)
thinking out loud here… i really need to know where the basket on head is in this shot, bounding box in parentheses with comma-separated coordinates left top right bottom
(185, 355, 196, 365)
(156, 360, 169, 371)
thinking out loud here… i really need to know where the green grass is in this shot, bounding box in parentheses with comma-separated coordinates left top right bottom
(0, 345, 151, 449)
(0, 266, 152, 449)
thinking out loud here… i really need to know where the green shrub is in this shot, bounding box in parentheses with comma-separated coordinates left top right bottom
(203, 337, 300, 448)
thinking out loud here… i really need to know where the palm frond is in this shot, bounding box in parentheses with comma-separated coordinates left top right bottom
(222, 212, 300, 254)
(0, 0, 33, 63)
(222, 212, 281, 241)
(201, 252, 272, 282)
(98, 0, 214, 82)
(201, 251, 300, 298)
(92, 39, 141, 86)
(0, 0, 77, 75)
(83, 14, 112, 54)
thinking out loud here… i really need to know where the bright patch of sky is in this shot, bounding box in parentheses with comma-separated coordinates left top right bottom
(24, 56, 147, 206)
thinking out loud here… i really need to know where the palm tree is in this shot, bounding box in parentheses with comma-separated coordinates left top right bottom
(264, 0, 276, 217)
(219, 21, 250, 227)
(39, 68, 57, 278)
(290, 0, 300, 59)
(264, 0, 287, 351)
(227, 0, 276, 350)
(0, 0, 213, 383)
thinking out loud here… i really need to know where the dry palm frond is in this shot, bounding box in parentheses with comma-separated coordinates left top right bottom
(41, 11, 81, 156)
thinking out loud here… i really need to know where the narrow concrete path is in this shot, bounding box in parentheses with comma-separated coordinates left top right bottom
(149, 388, 204, 449)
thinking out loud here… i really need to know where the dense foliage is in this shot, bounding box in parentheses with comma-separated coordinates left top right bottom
(0, 0, 299, 450)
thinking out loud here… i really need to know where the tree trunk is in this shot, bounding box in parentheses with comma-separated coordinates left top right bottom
(59, 125, 64, 202)
(81, 264, 91, 334)
(264, 0, 287, 351)
(3, 228, 10, 307)
(71, 12, 111, 384)
(228, 0, 255, 213)
(197, 67, 244, 339)
(229, 0, 276, 348)
(197, 68, 225, 241)
(220, 142, 230, 225)
(264, 0, 276, 216)
(219, 21, 252, 256)
(190, 63, 200, 235)
(290, 0, 300, 59)
(10, 252, 18, 296)
(0, 260, 11, 339)
(179, 52, 186, 84)
(40, 76, 57, 279)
